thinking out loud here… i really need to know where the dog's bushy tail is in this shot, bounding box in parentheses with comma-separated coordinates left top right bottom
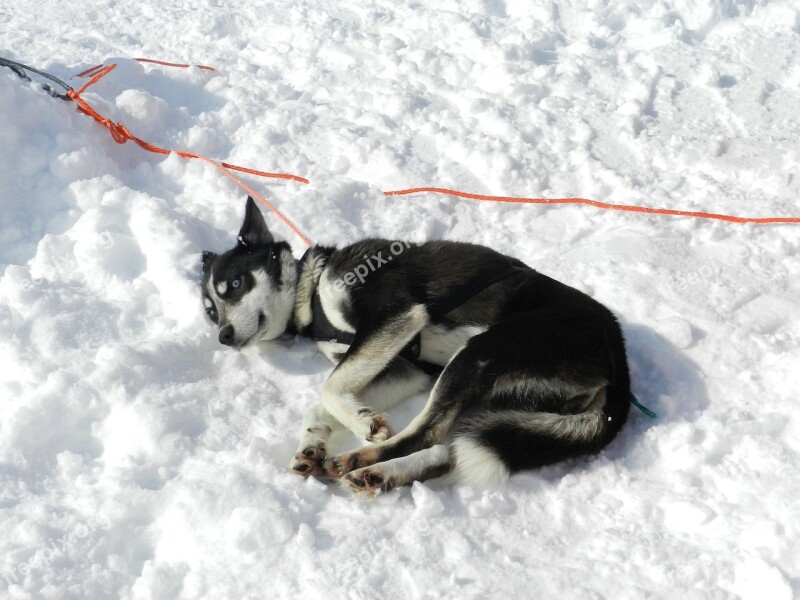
(448, 383, 630, 488)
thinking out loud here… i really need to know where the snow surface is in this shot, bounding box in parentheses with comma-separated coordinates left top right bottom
(2, 1, 800, 598)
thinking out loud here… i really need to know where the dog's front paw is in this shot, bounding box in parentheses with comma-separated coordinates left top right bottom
(290, 443, 327, 478)
(341, 467, 394, 499)
(365, 414, 393, 443)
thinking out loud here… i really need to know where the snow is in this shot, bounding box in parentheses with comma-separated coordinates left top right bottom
(1, 0, 800, 598)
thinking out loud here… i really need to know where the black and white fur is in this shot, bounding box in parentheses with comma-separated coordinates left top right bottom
(202, 197, 631, 497)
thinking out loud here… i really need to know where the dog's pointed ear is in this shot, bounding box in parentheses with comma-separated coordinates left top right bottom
(202, 251, 217, 275)
(238, 196, 274, 247)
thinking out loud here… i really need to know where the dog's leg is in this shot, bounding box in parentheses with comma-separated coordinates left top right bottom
(290, 403, 342, 478)
(359, 357, 430, 414)
(320, 304, 428, 442)
(326, 348, 480, 477)
(329, 308, 630, 481)
(290, 359, 429, 478)
(341, 445, 453, 499)
(325, 310, 630, 477)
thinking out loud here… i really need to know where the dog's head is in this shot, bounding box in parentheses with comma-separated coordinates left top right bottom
(201, 197, 297, 348)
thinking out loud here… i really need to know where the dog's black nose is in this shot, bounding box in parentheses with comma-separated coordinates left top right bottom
(219, 325, 236, 346)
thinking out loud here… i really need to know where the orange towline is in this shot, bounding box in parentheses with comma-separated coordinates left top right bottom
(69, 61, 313, 246)
(65, 57, 800, 250)
(384, 187, 800, 225)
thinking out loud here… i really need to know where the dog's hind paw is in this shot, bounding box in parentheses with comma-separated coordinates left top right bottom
(323, 445, 381, 479)
(341, 467, 394, 499)
(322, 455, 351, 479)
(290, 443, 327, 478)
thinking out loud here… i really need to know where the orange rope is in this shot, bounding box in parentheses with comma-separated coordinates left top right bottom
(68, 61, 313, 246)
(198, 157, 313, 247)
(66, 57, 800, 245)
(73, 57, 215, 79)
(133, 57, 215, 71)
(384, 187, 800, 225)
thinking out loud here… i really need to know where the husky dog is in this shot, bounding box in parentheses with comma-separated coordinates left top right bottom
(201, 197, 630, 497)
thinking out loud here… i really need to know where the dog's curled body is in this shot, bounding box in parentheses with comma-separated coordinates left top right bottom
(202, 198, 630, 496)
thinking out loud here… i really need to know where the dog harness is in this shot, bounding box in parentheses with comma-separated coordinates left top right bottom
(297, 247, 528, 374)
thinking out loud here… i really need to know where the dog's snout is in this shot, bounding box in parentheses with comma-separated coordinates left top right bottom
(219, 324, 236, 346)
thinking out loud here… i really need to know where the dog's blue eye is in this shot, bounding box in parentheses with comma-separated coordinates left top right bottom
(232, 278, 241, 289)
(206, 307, 216, 316)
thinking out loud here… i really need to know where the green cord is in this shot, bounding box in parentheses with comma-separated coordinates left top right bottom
(630, 392, 657, 419)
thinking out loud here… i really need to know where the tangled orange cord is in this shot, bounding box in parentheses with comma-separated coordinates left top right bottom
(69, 60, 313, 246)
(67, 58, 800, 248)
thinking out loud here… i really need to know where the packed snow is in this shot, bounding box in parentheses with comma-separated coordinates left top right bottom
(2, 1, 800, 598)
